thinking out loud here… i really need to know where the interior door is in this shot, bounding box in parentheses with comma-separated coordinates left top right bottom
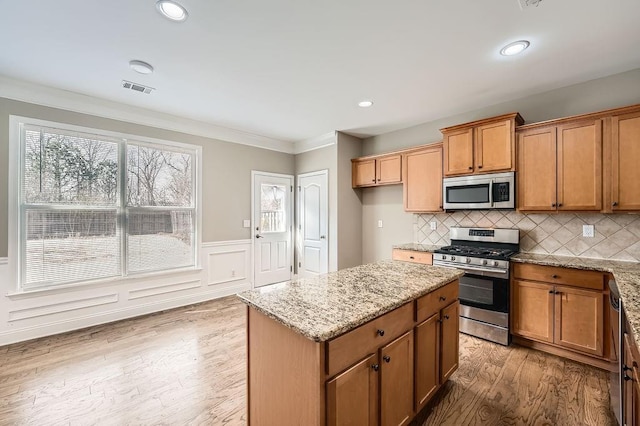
(252, 172, 293, 287)
(297, 170, 328, 279)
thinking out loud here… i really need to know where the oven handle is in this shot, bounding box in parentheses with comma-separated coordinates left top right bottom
(459, 264, 508, 275)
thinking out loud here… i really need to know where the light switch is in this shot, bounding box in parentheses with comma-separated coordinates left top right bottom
(378, 220, 383, 228)
(430, 221, 437, 230)
(243, 220, 251, 228)
(583, 224, 595, 238)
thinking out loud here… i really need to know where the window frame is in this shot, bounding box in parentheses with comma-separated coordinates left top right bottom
(8, 115, 202, 293)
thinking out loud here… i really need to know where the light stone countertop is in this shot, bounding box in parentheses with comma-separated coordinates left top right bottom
(512, 253, 640, 346)
(237, 260, 464, 342)
(393, 243, 444, 252)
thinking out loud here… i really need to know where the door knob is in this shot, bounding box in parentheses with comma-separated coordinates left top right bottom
(256, 234, 263, 239)
(320, 235, 326, 239)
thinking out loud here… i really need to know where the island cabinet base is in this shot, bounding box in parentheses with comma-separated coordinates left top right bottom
(246, 279, 460, 426)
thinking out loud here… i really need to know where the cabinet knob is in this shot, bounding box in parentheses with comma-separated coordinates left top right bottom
(478, 165, 483, 169)
(383, 355, 391, 363)
(444, 315, 450, 320)
(624, 365, 632, 372)
(468, 166, 473, 170)
(372, 364, 380, 372)
(376, 329, 385, 337)
(377, 178, 380, 182)
(552, 274, 559, 279)
(371, 179, 376, 182)
(613, 202, 618, 207)
(549, 290, 554, 294)
(439, 296, 446, 302)
(555, 291, 561, 295)
(558, 203, 563, 207)
(551, 203, 556, 207)
(625, 374, 633, 382)
(409, 256, 415, 259)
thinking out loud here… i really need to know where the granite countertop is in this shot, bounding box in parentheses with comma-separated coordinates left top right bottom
(393, 243, 443, 252)
(512, 253, 640, 347)
(237, 260, 464, 342)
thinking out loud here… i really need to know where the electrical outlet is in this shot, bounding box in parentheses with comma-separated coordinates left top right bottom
(243, 219, 251, 228)
(583, 224, 595, 238)
(378, 220, 383, 228)
(430, 221, 437, 230)
(231, 270, 236, 277)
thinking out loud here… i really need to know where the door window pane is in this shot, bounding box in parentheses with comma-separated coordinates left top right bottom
(260, 184, 286, 233)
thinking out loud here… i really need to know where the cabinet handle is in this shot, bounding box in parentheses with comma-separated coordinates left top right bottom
(376, 329, 385, 337)
(624, 365, 632, 372)
(551, 274, 559, 279)
(444, 315, 450, 320)
(439, 296, 447, 302)
(372, 364, 380, 372)
(613, 202, 618, 207)
(383, 355, 391, 363)
(625, 374, 633, 382)
(409, 256, 415, 259)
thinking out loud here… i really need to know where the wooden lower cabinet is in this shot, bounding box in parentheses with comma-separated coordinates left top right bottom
(414, 313, 439, 409)
(511, 264, 608, 366)
(440, 301, 460, 382)
(380, 332, 414, 426)
(623, 329, 640, 426)
(327, 354, 378, 426)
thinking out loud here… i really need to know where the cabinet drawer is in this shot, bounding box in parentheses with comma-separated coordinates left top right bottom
(416, 280, 459, 323)
(513, 263, 604, 290)
(392, 249, 433, 265)
(327, 303, 413, 378)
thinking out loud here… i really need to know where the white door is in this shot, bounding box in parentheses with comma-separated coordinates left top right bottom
(252, 171, 293, 287)
(297, 170, 328, 278)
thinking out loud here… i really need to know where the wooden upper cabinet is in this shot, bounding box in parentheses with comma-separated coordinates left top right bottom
(557, 120, 602, 211)
(353, 159, 376, 187)
(376, 154, 402, 185)
(517, 127, 557, 211)
(475, 119, 514, 173)
(403, 144, 443, 212)
(611, 110, 640, 211)
(352, 155, 401, 188)
(443, 128, 474, 175)
(441, 113, 524, 176)
(517, 118, 603, 212)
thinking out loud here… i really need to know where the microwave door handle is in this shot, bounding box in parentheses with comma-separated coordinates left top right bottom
(489, 180, 494, 207)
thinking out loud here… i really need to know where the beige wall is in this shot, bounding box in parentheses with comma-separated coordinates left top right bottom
(295, 142, 338, 271)
(336, 132, 363, 269)
(0, 97, 295, 257)
(361, 68, 640, 263)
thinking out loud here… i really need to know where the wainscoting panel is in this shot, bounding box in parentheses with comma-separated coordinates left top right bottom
(0, 240, 253, 346)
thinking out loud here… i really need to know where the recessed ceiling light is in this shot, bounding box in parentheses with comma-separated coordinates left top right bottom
(129, 60, 154, 74)
(500, 40, 530, 56)
(358, 100, 374, 108)
(156, 0, 188, 22)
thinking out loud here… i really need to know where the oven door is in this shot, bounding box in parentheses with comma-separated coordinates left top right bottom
(458, 273, 509, 313)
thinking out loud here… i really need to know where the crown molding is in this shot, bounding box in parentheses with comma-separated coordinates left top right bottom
(293, 131, 337, 155)
(0, 75, 296, 154)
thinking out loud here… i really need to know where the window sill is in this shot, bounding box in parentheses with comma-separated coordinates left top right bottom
(5, 267, 204, 299)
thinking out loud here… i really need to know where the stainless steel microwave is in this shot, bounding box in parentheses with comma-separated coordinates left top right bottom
(442, 171, 515, 210)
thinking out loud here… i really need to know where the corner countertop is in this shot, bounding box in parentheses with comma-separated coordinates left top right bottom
(512, 253, 640, 346)
(393, 243, 443, 253)
(237, 260, 464, 343)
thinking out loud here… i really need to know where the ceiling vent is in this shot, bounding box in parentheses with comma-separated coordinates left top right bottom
(518, 0, 542, 9)
(122, 80, 154, 94)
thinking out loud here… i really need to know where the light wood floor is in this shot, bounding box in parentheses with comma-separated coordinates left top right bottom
(0, 296, 615, 425)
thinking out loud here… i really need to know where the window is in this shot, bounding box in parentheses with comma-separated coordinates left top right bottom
(15, 119, 200, 289)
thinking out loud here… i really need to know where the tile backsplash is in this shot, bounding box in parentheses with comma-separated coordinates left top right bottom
(414, 211, 640, 262)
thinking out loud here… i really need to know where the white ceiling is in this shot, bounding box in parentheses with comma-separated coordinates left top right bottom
(1, 0, 639, 145)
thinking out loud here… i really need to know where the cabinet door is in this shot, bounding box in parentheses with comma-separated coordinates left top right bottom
(380, 331, 414, 426)
(440, 301, 459, 383)
(414, 313, 440, 411)
(327, 353, 379, 426)
(443, 128, 473, 176)
(353, 159, 376, 188)
(554, 286, 603, 356)
(557, 120, 602, 211)
(517, 127, 557, 211)
(511, 280, 554, 343)
(377, 155, 402, 185)
(403, 146, 443, 212)
(612, 111, 640, 211)
(624, 333, 635, 426)
(475, 119, 513, 173)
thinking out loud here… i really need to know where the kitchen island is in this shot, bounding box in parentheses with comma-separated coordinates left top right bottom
(237, 260, 464, 426)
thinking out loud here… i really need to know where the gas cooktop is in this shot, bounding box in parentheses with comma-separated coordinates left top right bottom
(435, 245, 517, 261)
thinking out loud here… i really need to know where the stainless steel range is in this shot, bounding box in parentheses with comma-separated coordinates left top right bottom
(433, 227, 519, 346)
